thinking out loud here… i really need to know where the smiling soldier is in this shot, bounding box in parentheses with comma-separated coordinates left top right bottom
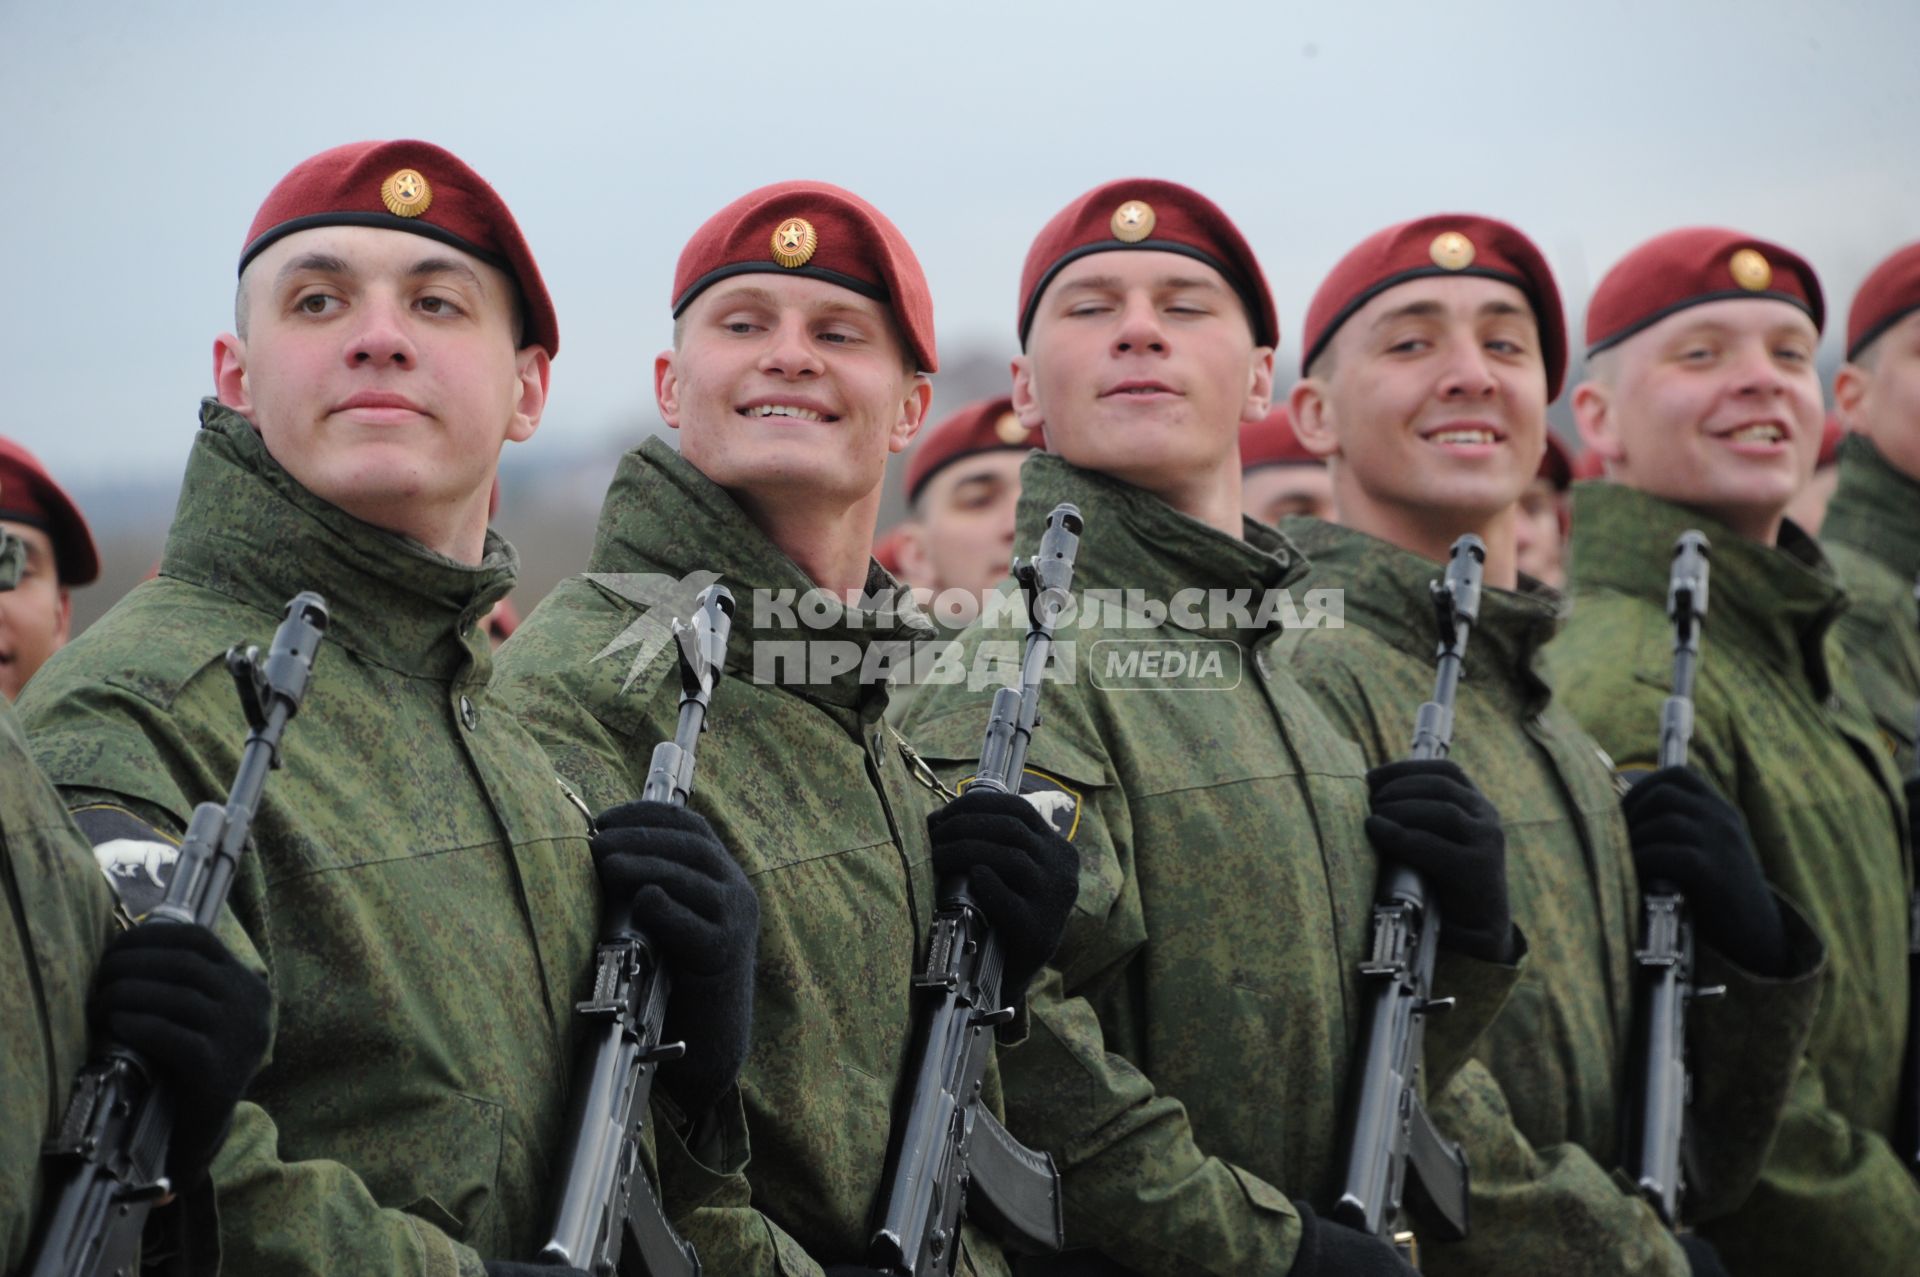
(1551, 228, 1920, 1273)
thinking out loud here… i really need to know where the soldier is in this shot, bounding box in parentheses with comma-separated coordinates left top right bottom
(1, 510, 271, 1270)
(492, 181, 1078, 1275)
(1553, 227, 1920, 1272)
(1826, 242, 1920, 772)
(0, 437, 100, 699)
(1239, 405, 1336, 525)
(1280, 214, 1822, 1276)
(894, 395, 1043, 625)
(1780, 415, 1845, 535)
(899, 179, 1525, 1276)
(1513, 432, 1571, 588)
(19, 140, 751, 1277)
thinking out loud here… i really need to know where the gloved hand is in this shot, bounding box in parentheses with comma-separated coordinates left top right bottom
(1623, 767, 1784, 976)
(927, 788, 1080, 1006)
(89, 920, 271, 1191)
(1364, 759, 1514, 963)
(592, 801, 759, 1117)
(1677, 1233, 1731, 1277)
(483, 1262, 588, 1277)
(1285, 1202, 1417, 1276)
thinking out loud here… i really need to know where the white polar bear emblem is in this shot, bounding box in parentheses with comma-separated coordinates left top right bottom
(1021, 789, 1078, 829)
(92, 838, 180, 888)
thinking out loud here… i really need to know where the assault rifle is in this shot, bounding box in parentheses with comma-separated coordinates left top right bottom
(1622, 530, 1726, 1226)
(1331, 534, 1482, 1265)
(28, 590, 330, 1277)
(541, 583, 735, 1276)
(866, 504, 1082, 1276)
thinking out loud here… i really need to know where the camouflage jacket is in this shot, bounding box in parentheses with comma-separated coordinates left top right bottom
(18, 402, 599, 1277)
(897, 454, 1522, 1275)
(1275, 520, 1822, 1276)
(0, 528, 118, 1271)
(1552, 480, 1920, 1273)
(1821, 434, 1920, 775)
(491, 437, 1011, 1277)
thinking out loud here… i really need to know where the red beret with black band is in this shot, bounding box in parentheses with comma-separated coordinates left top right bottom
(1846, 241, 1920, 362)
(1018, 179, 1278, 350)
(672, 181, 937, 373)
(1240, 406, 1321, 470)
(1585, 227, 1823, 360)
(0, 435, 99, 586)
(906, 396, 1042, 503)
(1301, 213, 1568, 400)
(240, 139, 558, 356)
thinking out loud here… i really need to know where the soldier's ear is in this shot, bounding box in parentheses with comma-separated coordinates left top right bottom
(213, 333, 254, 423)
(655, 350, 682, 431)
(1010, 355, 1044, 431)
(1571, 379, 1623, 461)
(507, 346, 551, 444)
(1288, 378, 1341, 460)
(889, 375, 933, 455)
(1243, 346, 1276, 425)
(1832, 362, 1870, 433)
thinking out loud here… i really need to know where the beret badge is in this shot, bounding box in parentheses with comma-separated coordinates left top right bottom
(1110, 200, 1156, 244)
(994, 411, 1028, 445)
(1729, 248, 1772, 292)
(1429, 231, 1476, 271)
(771, 216, 818, 269)
(379, 169, 433, 218)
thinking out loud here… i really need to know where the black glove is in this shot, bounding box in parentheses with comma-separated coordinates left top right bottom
(1364, 759, 1514, 963)
(1285, 1201, 1416, 1276)
(591, 801, 759, 1117)
(89, 921, 271, 1190)
(1623, 767, 1785, 977)
(483, 1262, 587, 1277)
(926, 788, 1080, 1005)
(1677, 1233, 1731, 1277)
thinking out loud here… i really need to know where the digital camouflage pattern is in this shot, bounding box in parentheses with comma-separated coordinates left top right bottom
(1821, 434, 1920, 774)
(0, 529, 119, 1272)
(491, 437, 1011, 1277)
(1552, 480, 1920, 1273)
(1274, 519, 1823, 1276)
(18, 402, 600, 1277)
(898, 454, 1522, 1275)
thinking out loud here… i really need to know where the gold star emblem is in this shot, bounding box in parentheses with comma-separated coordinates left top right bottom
(1729, 248, 1772, 291)
(1110, 200, 1156, 243)
(379, 169, 433, 218)
(994, 411, 1028, 445)
(1430, 231, 1475, 271)
(770, 217, 818, 268)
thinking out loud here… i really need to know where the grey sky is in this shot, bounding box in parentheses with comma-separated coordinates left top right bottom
(3, 0, 1915, 483)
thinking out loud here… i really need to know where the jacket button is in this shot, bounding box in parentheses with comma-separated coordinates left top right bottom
(460, 696, 478, 731)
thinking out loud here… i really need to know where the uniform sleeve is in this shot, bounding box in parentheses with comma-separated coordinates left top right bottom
(1423, 1059, 1692, 1277)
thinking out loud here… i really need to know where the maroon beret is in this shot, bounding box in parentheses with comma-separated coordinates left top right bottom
(1846, 241, 1920, 361)
(240, 140, 557, 356)
(1586, 227, 1823, 359)
(1571, 447, 1607, 482)
(1301, 213, 1568, 400)
(1817, 414, 1845, 469)
(0, 435, 99, 585)
(906, 396, 1041, 502)
(1240, 406, 1321, 469)
(1538, 432, 1573, 490)
(672, 181, 937, 373)
(1018, 179, 1278, 349)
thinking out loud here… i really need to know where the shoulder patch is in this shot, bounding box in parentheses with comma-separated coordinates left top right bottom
(73, 805, 182, 921)
(958, 768, 1083, 841)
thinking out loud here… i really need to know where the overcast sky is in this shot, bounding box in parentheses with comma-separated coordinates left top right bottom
(4, 0, 1916, 484)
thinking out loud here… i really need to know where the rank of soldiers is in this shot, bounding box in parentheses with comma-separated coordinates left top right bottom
(2, 140, 1917, 1277)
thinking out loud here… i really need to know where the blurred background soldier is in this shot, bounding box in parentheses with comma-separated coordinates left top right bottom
(0, 437, 99, 700)
(1239, 404, 1336, 526)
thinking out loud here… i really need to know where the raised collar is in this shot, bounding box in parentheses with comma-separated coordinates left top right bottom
(1285, 518, 1562, 717)
(1015, 452, 1308, 647)
(586, 436, 932, 711)
(161, 400, 512, 681)
(1567, 481, 1850, 698)
(1823, 434, 1920, 583)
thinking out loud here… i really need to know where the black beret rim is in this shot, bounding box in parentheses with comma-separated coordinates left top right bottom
(1846, 300, 1920, 362)
(0, 508, 94, 584)
(672, 262, 891, 317)
(1300, 264, 1540, 378)
(1018, 239, 1273, 349)
(238, 211, 516, 278)
(908, 440, 1036, 505)
(1585, 288, 1819, 360)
